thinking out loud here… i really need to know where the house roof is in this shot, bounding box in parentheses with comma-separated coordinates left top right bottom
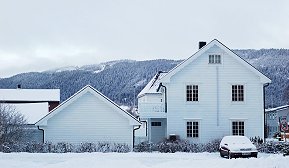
(10, 102, 49, 124)
(137, 71, 167, 98)
(0, 89, 60, 102)
(35, 85, 141, 126)
(160, 39, 271, 84)
(265, 105, 289, 112)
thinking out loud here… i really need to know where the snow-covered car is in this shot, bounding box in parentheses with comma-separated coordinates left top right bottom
(219, 136, 258, 159)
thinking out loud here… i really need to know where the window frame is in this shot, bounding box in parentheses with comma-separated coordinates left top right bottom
(186, 121, 199, 138)
(231, 84, 244, 102)
(232, 121, 245, 136)
(208, 54, 222, 64)
(186, 84, 199, 102)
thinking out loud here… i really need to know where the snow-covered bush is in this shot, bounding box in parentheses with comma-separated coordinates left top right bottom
(111, 143, 130, 153)
(257, 141, 289, 154)
(133, 141, 156, 152)
(134, 139, 221, 153)
(202, 139, 221, 153)
(78, 142, 97, 153)
(53, 142, 74, 153)
(0, 142, 130, 153)
(96, 142, 112, 153)
(157, 140, 181, 153)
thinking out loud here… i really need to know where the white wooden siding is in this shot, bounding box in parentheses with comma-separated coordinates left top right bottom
(138, 93, 166, 118)
(166, 45, 265, 143)
(43, 92, 133, 147)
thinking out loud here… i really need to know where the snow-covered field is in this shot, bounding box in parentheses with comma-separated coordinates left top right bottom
(0, 152, 288, 168)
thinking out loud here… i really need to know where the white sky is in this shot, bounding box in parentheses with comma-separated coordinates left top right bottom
(1, 0, 289, 78)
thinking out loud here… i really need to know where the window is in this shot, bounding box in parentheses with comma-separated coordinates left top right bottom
(209, 54, 221, 64)
(232, 121, 244, 136)
(186, 85, 198, 102)
(232, 85, 244, 101)
(187, 121, 199, 138)
(151, 122, 161, 126)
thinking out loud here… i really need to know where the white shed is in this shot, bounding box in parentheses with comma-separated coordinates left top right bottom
(36, 85, 141, 149)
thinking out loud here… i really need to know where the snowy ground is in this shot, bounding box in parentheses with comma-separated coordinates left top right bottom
(0, 152, 288, 168)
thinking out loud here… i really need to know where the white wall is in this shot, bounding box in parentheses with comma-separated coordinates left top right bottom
(42, 91, 134, 148)
(166, 44, 265, 143)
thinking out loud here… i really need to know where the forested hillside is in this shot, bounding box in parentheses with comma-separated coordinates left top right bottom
(0, 49, 289, 108)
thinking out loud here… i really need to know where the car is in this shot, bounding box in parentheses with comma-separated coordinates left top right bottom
(219, 136, 258, 159)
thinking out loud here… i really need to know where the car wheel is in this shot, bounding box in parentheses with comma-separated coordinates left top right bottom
(220, 151, 224, 157)
(228, 151, 232, 159)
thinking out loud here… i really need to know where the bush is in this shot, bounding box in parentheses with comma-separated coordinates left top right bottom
(0, 142, 130, 153)
(133, 141, 155, 152)
(78, 142, 97, 153)
(257, 141, 289, 154)
(111, 143, 130, 153)
(134, 139, 221, 153)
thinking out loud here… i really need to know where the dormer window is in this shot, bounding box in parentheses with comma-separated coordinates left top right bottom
(209, 54, 221, 64)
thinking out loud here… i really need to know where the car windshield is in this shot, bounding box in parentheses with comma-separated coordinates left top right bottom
(224, 136, 251, 145)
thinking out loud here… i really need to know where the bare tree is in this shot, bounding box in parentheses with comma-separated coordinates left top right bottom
(0, 103, 27, 145)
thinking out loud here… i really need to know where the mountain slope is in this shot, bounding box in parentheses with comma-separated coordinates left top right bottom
(0, 49, 289, 108)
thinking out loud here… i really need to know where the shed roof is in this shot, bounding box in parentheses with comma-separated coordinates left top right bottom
(36, 85, 141, 126)
(1, 102, 49, 124)
(0, 89, 60, 102)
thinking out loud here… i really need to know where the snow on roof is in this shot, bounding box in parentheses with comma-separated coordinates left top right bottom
(137, 72, 167, 97)
(265, 105, 289, 112)
(36, 85, 141, 126)
(10, 102, 49, 124)
(160, 39, 271, 84)
(0, 89, 60, 102)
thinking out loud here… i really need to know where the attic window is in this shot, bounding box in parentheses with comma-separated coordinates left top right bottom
(209, 55, 221, 64)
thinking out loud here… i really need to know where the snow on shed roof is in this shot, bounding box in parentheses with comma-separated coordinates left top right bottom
(36, 85, 141, 126)
(0, 89, 60, 102)
(7, 102, 49, 124)
(137, 72, 167, 98)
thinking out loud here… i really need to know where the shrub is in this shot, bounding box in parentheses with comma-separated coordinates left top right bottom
(0, 142, 130, 153)
(78, 142, 97, 153)
(111, 143, 130, 153)
(257, 141, 289, 154)
(133, 141, 155, 152)
(134, 139, 221, 153)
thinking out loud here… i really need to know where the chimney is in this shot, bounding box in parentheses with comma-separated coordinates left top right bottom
(17, 84, 21, 89)
(199, 41, 206, 49)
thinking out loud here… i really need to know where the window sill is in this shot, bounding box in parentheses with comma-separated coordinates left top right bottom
(230, 101, 246, 105)
(185, 101, 200, 105)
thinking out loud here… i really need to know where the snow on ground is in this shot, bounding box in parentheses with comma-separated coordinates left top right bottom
(0, 152, 288, 168)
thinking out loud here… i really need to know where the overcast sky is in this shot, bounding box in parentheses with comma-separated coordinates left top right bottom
(1, 0, 289, 78)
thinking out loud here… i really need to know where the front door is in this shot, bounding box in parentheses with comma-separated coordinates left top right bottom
(150, 119, 166, 143)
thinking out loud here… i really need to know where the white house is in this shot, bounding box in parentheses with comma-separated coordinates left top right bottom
(0, 88, 60, 143)
(137, 39, 271, 144)
(36, 85, 141, 149)
(0, 87, 60, 111)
